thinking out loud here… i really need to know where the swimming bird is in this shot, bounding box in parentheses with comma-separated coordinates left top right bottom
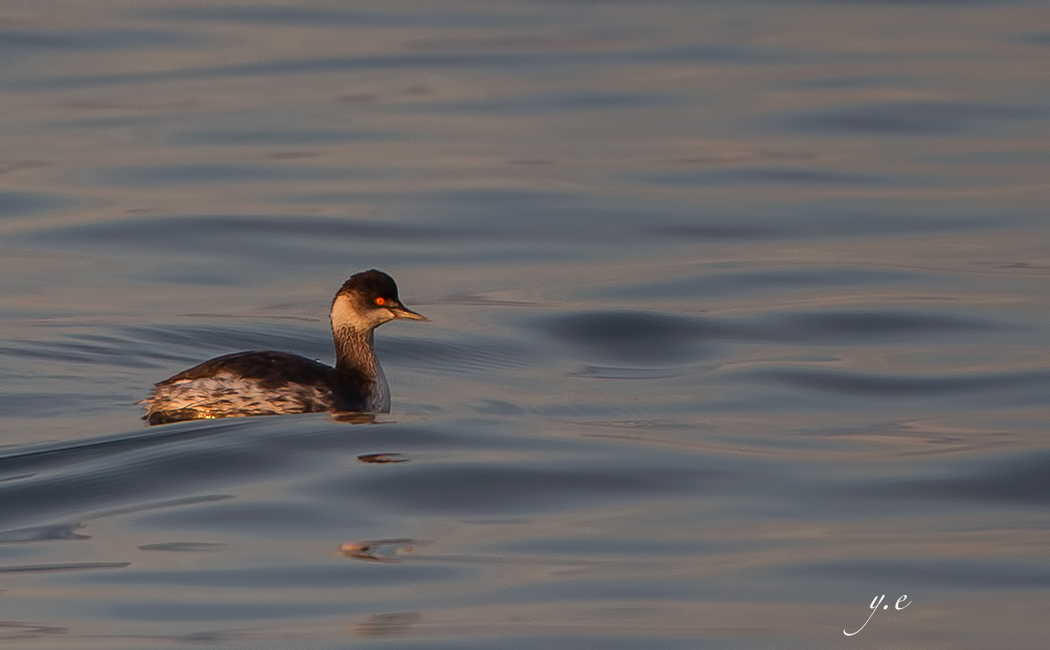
(142, 270, 425, 425)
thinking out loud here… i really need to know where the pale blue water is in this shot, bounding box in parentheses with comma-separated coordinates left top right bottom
(0, 1, 1048, 647)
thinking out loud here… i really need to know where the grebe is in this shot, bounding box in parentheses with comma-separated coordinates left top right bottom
(142, 269, 425, 425)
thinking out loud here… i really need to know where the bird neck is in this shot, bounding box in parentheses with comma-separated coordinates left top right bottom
(333, 326, 379, 377)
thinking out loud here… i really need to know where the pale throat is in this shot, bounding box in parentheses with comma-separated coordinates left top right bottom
(330, 296, 379, 374)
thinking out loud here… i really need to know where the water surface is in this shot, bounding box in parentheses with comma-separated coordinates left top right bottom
(0, 0, 1048, 647)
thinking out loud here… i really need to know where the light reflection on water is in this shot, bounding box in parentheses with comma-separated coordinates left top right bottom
(0, 0, 1048, 646)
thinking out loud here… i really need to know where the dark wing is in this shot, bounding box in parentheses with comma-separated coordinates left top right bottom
(158, 351, 331, 389)
(157, 351, 371, 411)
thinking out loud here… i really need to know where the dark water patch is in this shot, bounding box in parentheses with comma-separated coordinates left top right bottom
(81, 561, 457, 589)
(597, 267, 915, 299)
(3, 416, 454, 473)
(0, 422, 219, 475)
(0, 420, 286, 526)
(407, 24, 658, 51)
(41, 113, 178, 132)
(351, 611, 422, 638)
(5, 39, 772, 92)
(5, 52, 540, 91)
(235, 419, 473, 457)
(635, 167, 884, 187)
(0, 27, 194, 52)
(424, 33, 768, 64)
(338, 463, 719, 515)
(793, 559, 1050, 590)
(472, 400, 527, 416)
(0, 393, 90, 418)
(422, 188, 1005, 242)
(787, 101, 1043, 135)
(790, 75, 887, 89)
(29, 214, 458, 257)
(537, 311, 720, 365)
(0, 443, 282, 529)
(173, 127, 394, 146)
(416, 38, 770, 65)
(140, 266, 244, 286)
(268, 190, 397, 206)
(0, 333, 183, 368)
(426, 188, 691, 238)
(931, 149, 1050, 165)
(134, 501, 364, 536)
(0, 621, 67, 640)
(0, 561, 129, 574)
(572, 365, 701, 379)
(536, 0, 1007, 6)
(108, 599, 350, 623)
(495, 571, 716, 602)
(450, 90, 669, 114)
(149, 7, 419, 27)
(842, 451, 1050, 507)
(0, 190, 66, 221)
(148, 6, 538, 28)
(96, 163, 369, 187)
(649, 208, 998, 241)
(646, 223, 774, 239)
(538, 309, 999, 364)
(504, 535, 724, 557)
(138, 542, 224, 552)
(0, 417, 547, 530)
(26, 215, 468, 268)
(825, 0, 1021, 4)
(753, 368, 1050, 398)
(757, 310, 1006, 343)
(91, 495, 236, 521)
(631, 42, 776, 64)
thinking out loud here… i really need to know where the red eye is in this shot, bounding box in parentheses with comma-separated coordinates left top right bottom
(374, 297, 386, 306)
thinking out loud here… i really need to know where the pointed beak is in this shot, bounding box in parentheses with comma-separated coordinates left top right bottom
(389, 303, 427, 321)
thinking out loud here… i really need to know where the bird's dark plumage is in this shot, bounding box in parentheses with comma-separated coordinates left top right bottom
(142, 270, 425, 425)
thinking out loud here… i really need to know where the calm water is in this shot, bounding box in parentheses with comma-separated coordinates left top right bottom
(1, 1, 1048, 647)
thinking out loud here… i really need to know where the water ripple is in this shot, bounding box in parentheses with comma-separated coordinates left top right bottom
(0, 561, 129, 574)
(844, 451, 1050, 507)
(753, 367, 1050, 397)
(31, 215, 457, 252)
(328, 463, 723, 515)
(794, 559, 1050, 589)
(788, 101, 1043, 135)
(538, 308, 1007, 364)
